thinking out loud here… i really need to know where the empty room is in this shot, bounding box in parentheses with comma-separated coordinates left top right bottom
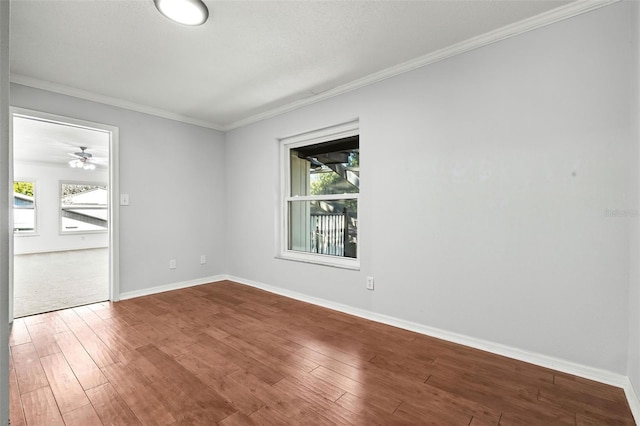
(0, 0, 639, 424)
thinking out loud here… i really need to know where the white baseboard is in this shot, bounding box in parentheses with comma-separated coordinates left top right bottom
(226, 274, 639, 423)
(118, 275, 226, 301)
(13, 245, 109, 256)
(623, 378, 640, 425)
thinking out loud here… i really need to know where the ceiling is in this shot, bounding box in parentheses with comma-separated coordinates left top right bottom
(10, 0, 607, 131)
(13, 115, 110, 170)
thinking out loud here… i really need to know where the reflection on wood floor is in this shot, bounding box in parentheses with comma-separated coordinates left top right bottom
(9, 280, 635, 425)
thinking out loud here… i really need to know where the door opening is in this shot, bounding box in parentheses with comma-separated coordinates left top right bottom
(9, 108, 119, 319)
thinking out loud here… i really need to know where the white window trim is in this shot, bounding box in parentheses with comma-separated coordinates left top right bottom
(279, 119, 360, 270)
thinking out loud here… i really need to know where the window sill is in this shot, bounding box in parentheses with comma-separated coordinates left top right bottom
(276, 251, 360, 270)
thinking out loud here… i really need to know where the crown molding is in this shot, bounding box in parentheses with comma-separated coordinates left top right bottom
(223, 0, 619, 131)
(10, 74, 225, 131)
(11, 0, 619, 133)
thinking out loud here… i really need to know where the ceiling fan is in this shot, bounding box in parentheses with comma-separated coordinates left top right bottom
(68, 146, 100, 170)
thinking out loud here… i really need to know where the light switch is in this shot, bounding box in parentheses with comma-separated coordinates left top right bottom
(120, 194, 130, 206)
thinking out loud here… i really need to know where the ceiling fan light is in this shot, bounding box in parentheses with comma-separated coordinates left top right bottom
(154, 0, 209, 26)
(68, 149, 96, 170)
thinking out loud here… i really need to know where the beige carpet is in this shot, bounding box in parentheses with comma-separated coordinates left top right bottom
(13, 248, 109, 318)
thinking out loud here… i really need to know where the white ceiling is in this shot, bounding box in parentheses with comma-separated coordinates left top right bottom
(10, 0, 608, 131)
(13, 115, 110, 170)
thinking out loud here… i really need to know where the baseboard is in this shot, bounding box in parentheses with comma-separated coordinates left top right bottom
(13, 246, 109, 256)
(623, 378, 640, 424)
(118, 275, 227, 300)
(226, 274, 639, 422)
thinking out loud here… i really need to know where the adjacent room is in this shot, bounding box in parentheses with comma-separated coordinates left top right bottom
(12, 114, 111, 318)
(1, 0, 639, 424)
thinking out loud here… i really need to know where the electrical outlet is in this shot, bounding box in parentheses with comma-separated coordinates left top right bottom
(169, 259, 177, 269)
(366, 276, 374, 290)
(200, 255, 207, 264)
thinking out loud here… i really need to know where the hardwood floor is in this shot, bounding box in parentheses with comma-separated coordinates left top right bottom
(8, 280, 635, 425)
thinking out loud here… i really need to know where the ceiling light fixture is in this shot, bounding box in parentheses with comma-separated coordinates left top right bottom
(69, 147, 96, 171)
(154, 0, 209, 26)
(69, 158, 96, 170)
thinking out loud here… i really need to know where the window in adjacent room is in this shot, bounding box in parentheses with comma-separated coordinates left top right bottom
(280, 120, 359, 269)
(60, 182, 108, 233)
(13, 180, 36, 234)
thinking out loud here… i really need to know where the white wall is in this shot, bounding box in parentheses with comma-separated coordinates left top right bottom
(10, 84, 227, 295)
(225, 2, 636, 375)
(13, 162, 109, 254)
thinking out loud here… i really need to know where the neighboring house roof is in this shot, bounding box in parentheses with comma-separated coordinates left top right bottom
(62, 187, 107, 205)
(61, 187, 108, 229)
(13, 192, 34, 207)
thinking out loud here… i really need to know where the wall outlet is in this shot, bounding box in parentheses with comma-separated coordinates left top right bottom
(169, 259, 177, 269)
(200, 255, 207, 264)
(366, 276, 374, 290)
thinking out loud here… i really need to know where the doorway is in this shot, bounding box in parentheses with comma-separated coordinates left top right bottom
(10, 108, 119, 319)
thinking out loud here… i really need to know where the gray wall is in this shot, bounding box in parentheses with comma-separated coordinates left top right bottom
(10, 84, 228, 296)
(225, 2, 637, 375)
(629, 0, 640, 403)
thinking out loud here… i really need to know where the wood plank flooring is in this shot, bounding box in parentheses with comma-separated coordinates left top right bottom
(9, 280, 635, 425)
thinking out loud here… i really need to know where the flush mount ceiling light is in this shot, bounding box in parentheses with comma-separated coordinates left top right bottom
(154, 0, 209, 26)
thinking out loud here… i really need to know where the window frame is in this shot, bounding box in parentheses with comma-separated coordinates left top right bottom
(59, 180, 109, 235)
(279, 119, 360, 269)
(13, 179, 38, 236)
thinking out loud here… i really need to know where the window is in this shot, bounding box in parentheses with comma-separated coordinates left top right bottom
(280, 120, 359, 268)
(13, 180, 36, 234)
(60, 182, 108, 233)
